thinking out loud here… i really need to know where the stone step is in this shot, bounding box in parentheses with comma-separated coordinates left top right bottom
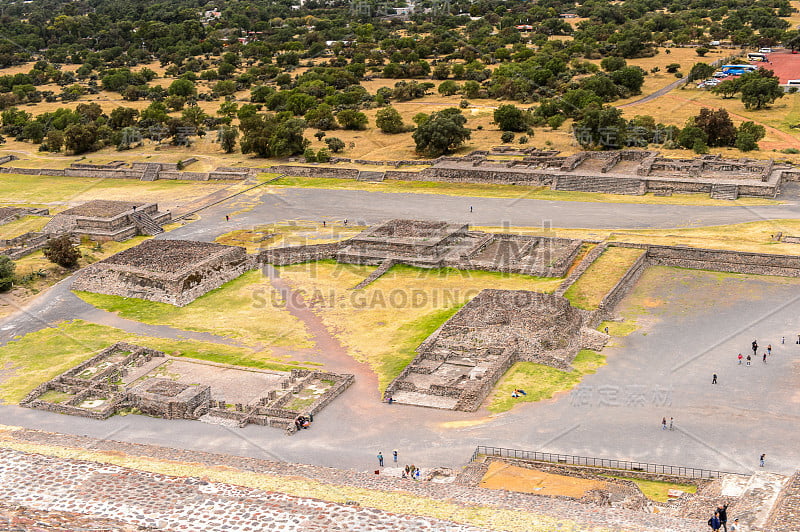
(710, 183, 738, 200)
(353, 258, 396, 289)
(357, 170, 386, 182)
(729, 471, 790, 531)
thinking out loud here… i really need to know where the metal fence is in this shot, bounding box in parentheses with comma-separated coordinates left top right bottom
(471, 445, 745, 479)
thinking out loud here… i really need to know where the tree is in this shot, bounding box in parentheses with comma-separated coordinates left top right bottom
(738, 121, 766, 141)
(695, 47, 709, 57)
(325, 137, 346, 153)
(305, 104, 337, 130)
(43, 235, 80, 269)
(610, 67, 645, 95)
(712, 79, 740, 99)
(600, 56, 627, 72)
(572, 105, 627, 150)
(412, 108, 471, 156)
(218, 125, 238, 153)
(240, 114, 308, 158)
(375, 107, 405, 134)
(64, 123, 99, 154)
(677, 125, 708, 150)
(735, 132, 758, 152)
(500, 131, 514, 143)
(739, 72, 784, 110)
(692, 108, 737, 147)
(337, 109, 368, 130)
(493, 104, 528, 132)
(665, 63, 681, 73)
(438, 80, 460, 96)
(0, 255, 14, 292)
(688, 63, 715, 82)
(168, 78, 197, 98)
(109, 107, 138, 129)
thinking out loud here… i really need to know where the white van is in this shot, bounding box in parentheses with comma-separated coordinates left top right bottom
(759, 47, 773, 53)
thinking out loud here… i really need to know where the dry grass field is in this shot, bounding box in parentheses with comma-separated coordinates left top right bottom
(480, 461, 610, 498)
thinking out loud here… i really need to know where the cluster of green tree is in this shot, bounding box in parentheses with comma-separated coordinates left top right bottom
(710, 68, 785, 110)
(571, 104, 765, 152)
(676, 108, 766, 152)
(0, 100, 210, 154)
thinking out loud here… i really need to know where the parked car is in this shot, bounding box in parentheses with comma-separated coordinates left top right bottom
(713, 72, 727, 78)
(704, 79, 720, 86)
(759, 47, 773, 53)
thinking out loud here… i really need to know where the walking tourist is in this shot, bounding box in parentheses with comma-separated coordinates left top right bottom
(378, 452, 384, 467)
(708, 512, 721, 531)
(763, 352, 767, 363)
(662, 417, 667, 430)
(767, 344, 772, 355)
(393, 450, 398, 463)
(712, 373, 717, 384)
(746, 355, 751, 366)
(752, 340, 758, 356)
(760, 453, 765, 467)
(729, 518, 739, 531)
(669, 417, 674, 430)
(737, 353, 742, 365)
(717, 503, 728, 532)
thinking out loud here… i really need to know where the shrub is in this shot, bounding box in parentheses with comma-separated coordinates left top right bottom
(43, 235, 80, 268)
(501, 131, 514, 143)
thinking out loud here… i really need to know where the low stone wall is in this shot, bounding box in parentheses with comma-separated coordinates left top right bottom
(592, 250, 649, 324)
(647, 245, 800, 277)
(259, 242, 344, 266)
(267, 165, 359, 179)
(0, 154, 17, 165)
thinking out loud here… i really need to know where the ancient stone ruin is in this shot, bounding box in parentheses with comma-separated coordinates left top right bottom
(384, 289, 607, 411)
(0, 207, 50, 259)
(45, 200, 171, 241)
(21, 342, 354, 432)
(71, 239, 254, 306)
(262, 219, 584, 279)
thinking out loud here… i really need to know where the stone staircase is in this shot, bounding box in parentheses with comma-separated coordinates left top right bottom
(710, 183, 739, 200)
(356, 170, 386, 182)
(140, 163, 161, 181)
(553, 175, 645, 195)
(555, 241, 609, 297)
(725, 471, 790, 531)
(132, 212, 164, 235)
(353, 259, 396, 289)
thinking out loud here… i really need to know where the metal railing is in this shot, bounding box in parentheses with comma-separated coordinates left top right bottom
(471, 445, 746, 479)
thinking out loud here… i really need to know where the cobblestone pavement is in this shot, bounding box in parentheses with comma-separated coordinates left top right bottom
(0, 500, 145, 532)
(1, 427, 709, 532)
(0, 447, 494, 532)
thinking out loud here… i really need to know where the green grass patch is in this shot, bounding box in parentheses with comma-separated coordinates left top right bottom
(602, 475, 697, 502)
(488, 349, 606, 413)
(383, 305, 464, 391)
(74, 269, 312, 350)
(598, 320, 639, 337)
(564, 247, 645, 310)
(36, 390, 74, 404)
(0, 320, 309, 404)
(270, 176, 779, 206)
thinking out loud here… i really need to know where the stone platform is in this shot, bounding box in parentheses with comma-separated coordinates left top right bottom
(71, 239, 253, 306)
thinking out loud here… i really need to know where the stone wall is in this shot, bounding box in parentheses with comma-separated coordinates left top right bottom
(594, 249, 649, 322)
(267, 165, 360, 179)
(647, 245, 800, 277)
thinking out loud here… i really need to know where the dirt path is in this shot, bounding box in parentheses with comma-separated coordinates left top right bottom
(262, 265, 379, 390)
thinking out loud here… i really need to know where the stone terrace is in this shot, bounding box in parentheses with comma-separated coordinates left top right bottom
(385, 290, 607, 411)
(45, 199, 171, 241)
(71, 239, 253, 306)
(0, 427, 711, 532)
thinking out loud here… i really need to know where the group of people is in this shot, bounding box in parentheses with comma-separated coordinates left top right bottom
(511, 388, 527, 398)
(294, 414, 311, 430)
(660, 416, 674, 431)
(402, 464, 421, 480)
(708, 503, 740, 531)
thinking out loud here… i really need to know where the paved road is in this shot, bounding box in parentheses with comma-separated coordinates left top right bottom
(2, 187, 800, 474)
(165, 186, 800, 244)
